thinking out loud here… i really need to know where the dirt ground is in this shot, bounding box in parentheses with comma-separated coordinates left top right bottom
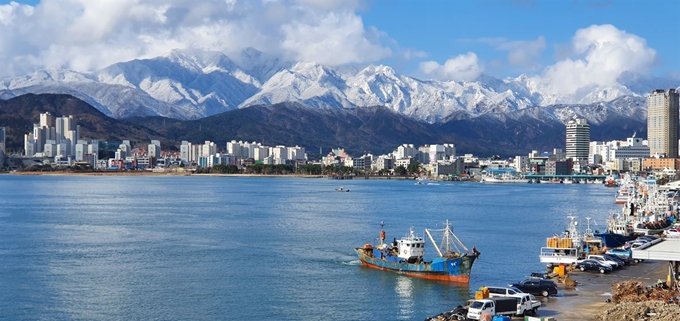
(534, 260, 672, 321)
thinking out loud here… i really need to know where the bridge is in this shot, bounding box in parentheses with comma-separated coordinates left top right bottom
(524, 174, 607, 180)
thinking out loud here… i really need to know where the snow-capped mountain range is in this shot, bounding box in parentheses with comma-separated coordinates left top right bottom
(0, 48, 678, 124)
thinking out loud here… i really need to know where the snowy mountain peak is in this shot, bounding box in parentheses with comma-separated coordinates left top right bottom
(1, 49, 678, 124)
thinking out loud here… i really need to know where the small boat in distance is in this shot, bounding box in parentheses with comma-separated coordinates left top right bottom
(335, 187, 349, 192)
(355, 220, 479, 283)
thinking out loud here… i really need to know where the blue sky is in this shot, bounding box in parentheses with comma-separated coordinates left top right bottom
(0, 0, 678, 83)
(359, 0, 679, 78)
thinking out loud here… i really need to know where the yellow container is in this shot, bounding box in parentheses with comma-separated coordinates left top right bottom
(553, 264, 566, 276)
(475, 287, 489, 299)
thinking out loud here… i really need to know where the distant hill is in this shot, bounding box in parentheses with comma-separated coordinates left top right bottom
(1, 94, 648, 158)
(125, 102, 443, 157)
(0, 94, 169, 153)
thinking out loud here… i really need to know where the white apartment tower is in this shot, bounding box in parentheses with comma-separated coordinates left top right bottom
(148, 140, 161, 159)
(180, 141, 190, 163)
(566, 118, 590, 161)
(647, 89, 679, 157)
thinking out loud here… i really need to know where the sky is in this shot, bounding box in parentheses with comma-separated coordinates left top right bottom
(0, 0, 678, 93)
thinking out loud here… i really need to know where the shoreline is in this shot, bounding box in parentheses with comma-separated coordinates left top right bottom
(537, 260, 669, 320)
(2, 171, 417, 179)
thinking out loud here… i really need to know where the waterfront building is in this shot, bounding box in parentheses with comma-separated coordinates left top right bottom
(180, 141, 190, 163)
(417, 145, 430, 164)
(514, 156, 528, 173)
(253, 145, 269, 161)
(24, 133, 35, 157)
(545, 159, 573, 175)
(614, 136, 649, 159)
(647, 89, 679, 157)
(394, 157, 416, 169)
(643, 158, 680, 178)
(395, 144, 417, 159)
(428, 144, 455, 164)
(347, 154, 372, 171)
(566, 118, 590, 161)
(589, 141, 612, 164)
(372, 156, 394, 172)
(201, 141, 217, 158)
(148, 140, 161, 159)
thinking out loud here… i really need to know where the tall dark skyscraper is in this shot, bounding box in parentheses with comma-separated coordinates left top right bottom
(647, 89, 679, 157)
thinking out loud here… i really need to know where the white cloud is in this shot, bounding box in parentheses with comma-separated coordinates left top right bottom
(280, 10, 391, 66)
(541, 24, 657, 97)
(0, 0, 391, 78)
(466, 36, 546, 69)
(497, 37, 546, 68)
(402, 49, 427, 60)
(419, 52, 483, 81)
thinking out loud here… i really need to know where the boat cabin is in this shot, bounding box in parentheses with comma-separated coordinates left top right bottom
(397, 227, 425, 262)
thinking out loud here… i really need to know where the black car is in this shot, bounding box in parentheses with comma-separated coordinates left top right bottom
(575, 259, 613, 274)
(509, 279, 558, 297)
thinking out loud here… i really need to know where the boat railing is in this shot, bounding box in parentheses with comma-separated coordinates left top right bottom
(539, 247, 579, 257)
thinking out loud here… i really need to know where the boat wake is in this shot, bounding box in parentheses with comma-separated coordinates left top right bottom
(343, 260, 362, 266)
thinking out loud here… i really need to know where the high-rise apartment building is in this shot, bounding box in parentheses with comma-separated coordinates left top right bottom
(647, 89, 679, 157)
(566, 118, 590, 161)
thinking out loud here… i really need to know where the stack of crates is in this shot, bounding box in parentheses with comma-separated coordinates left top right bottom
(546, 237, 559, 247)
(558, 238, 572, 248)
(474, 287, 489, 299)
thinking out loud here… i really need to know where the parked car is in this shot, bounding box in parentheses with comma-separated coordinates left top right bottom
(485, 286, 538, 300)
(624, 239, 648, 250)
(486, 286, 526, 298)
(665, 228, 680, 238)
(509, 279, 558, 297)
(575, 259, 613, 274)
(529, 272, 551, 279)
(636, 235, 659, 242)
(602, 253, 628, 266)
(629, 241, 649, 250)
(606, 247, 631, 260)
(587, 255, 621, 269)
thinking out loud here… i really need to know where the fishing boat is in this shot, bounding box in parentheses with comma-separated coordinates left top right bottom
(335, 187, 350, 192)
(355, 220, 479, 283)
(539, 216, 603, 268)
(594, 210, 634, 248)
(479, 172, 529, 184)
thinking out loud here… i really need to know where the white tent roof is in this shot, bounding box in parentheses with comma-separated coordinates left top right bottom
(632, 239, 680, 261)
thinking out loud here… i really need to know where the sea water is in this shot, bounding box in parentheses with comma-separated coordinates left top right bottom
(0, 175, 616, 320)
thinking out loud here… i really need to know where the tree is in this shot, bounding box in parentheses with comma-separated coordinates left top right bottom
(407, 163, 420, 176)
(394, 165, 407, 176)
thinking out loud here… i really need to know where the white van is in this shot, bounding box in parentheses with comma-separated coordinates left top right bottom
(486, 286, 525, 298)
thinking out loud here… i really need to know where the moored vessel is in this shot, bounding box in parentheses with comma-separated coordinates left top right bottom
(355, 220, 479, 283)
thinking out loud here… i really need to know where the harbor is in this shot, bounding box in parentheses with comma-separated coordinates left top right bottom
(1, 175, 679, 321)
(426, 174, 680, 321)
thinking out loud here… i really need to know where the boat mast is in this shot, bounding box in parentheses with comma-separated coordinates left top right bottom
(379, 221, 385, 246)
(425, 229, 443, 257)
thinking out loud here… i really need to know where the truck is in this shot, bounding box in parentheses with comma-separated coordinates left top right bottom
(466, 294, 540, 320)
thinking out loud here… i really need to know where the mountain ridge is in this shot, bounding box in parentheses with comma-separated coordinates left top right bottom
(1, 48, 677, 126)
(0, 94, 648, 158)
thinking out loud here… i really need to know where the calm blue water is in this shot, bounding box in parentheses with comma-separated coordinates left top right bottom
(0, 175, 616, 321)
